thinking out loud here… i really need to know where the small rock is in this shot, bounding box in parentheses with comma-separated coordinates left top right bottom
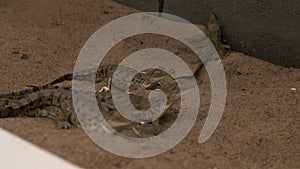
(103, 10, 109, 14)
(11, 48, 20, 54)
(20, 53, 29, 59)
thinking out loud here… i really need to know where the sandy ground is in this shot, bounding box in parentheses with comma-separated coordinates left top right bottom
(0, 0, 299, 169)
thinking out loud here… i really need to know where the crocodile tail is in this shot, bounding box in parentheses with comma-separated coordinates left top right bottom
(49, 73, 73, 85)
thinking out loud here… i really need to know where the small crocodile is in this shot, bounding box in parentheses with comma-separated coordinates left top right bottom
(207, 12, 230, 56)
(0, 82, 181, 133)
(0, 87, 135, 130)
(46, 13, 229, 87)
(0, 13, 228, 135)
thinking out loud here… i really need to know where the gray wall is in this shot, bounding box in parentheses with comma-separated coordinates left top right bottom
(114, 0, 300, 68)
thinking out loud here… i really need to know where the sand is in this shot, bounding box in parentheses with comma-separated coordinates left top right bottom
(0, 0, 299, 168)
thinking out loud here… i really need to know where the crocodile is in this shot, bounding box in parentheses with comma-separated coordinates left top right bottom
(207, 12, 231, 56)
(0, 87, 133, 130)
(0, 87, 79, 128)
(0, 63, 178, 131)
(0, 13, 227, 135)
(0, 81, 181, 134)
(0, 64, 165, 101)
(45, 13, 229, 87)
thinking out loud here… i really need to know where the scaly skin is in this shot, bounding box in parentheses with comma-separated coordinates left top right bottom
(48, 64, 166, 91)
(0, 84, 57, 100)
(0, 64, 176, 130)
(0, 87, 78, 129)
(0, 82, 181, 132)
(0, 86, 137, 130)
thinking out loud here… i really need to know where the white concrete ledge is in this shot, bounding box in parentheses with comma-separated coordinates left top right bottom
(0, 128, 82, 169)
